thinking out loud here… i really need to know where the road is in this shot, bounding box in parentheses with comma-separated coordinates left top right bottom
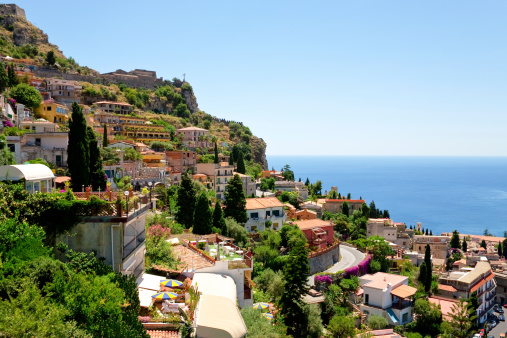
(308, 245, 365, 285)
(486, 313, 507, 337)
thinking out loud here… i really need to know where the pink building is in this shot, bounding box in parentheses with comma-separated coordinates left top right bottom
(293, 219, 334, 250)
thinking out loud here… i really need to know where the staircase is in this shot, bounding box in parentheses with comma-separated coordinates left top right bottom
(348, 301, 367, 325)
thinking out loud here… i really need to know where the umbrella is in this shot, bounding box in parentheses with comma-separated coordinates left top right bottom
(253, 302, 269, 310)
(151, 292, 178, 300)
(160, 279, 183, 288)
(263, 313, 273, 319)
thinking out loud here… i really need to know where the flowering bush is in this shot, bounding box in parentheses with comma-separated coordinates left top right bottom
(2, 120, 13, 127)
(344, 265, 359, 278)
(147, 223, 171, 239)
(358, 255, 372, 275)
(315, 275, 332, 285)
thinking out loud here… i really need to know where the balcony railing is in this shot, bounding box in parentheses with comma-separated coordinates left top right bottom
(123, 229, 146, 259)
(391, 300, 413, 310)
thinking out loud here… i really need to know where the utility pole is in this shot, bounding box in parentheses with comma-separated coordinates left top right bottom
(183, 73, 186, 82)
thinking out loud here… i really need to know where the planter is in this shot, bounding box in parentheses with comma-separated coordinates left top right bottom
(142, 196, 148, 204)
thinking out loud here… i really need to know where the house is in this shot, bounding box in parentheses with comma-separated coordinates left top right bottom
(323, 199, 366, 214)
(244, 197, 286, 232)
(428, 296, 461, 321)
(234, 172, 256, 197)
(20, 119, 58, 133)
(196, 162, 234, 200)
(292, 219, 334, 250)
(412, 235, 450, 260)
(5, 135, 22, 163)
(0, 164, 56, 193)
(94, 101, 133, 115)
(142, 153, 165, 168)
(166, 150, 197, 174)
(438, 261, 496, 324)
(34, 100, 69, 124)
(367, 218, 397, 243)
(261, 170, 281, 178)
(274, 180, 308, 199)
(46, 78, 82, 104)
(286, 204, 317, 221)
(176, 126, 210, 149)
(359, 272, 416, 326)
(22, 132, 68, 167)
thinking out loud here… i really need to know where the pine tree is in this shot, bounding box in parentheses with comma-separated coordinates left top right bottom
(102, 124, 108, 147)
(278, 240, 309, 336)
(448, 299, 475, 338)
(46, 51, 56, 66)
(236, 152, 245, 174)
(499, 241, 503, 258)
(213, 202, 227, 236)
(224, 174, 247, 223)
(87, 127, 106, 191)
(462, 238, 467, 253)
(0, 63, 8, 93)
(450, 230, 461, 249)
(467, 292, 479, 331)
(176, 173, 197, 229)
(7, 64, 18, 87)
(424, 244, 432, 293)
(68, 103, 89, 190)
(214, 142, 219, 164)
(193, 191, 212, 235)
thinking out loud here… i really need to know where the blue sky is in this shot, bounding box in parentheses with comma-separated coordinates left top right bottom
(17, 1, 507, 156)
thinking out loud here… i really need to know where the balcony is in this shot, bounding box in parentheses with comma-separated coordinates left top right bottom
(391, 300, 413, 310)
(123, 229, 146, 259)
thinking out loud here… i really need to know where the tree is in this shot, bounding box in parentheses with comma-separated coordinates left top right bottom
(103, 124, 108, 147)
(450, 230, 461, 249)
(87, 127, 106, 191)
(446, 299, 475, 338)
(303, 304, 323, 338)
(466, 291, 479, 331)
(499, 241, 503, 258)
(228, 153, 234, 165)
(341, 201, 349, 216)
(240, 307, 286, 337)
(282, 164, 294, 181)
(175, 173, 197, 229)
(7, 64, 18, 87)
(193, 191, 212, 235)
(67, 103, 89, 190)
(224, 174, 247, 223)
(46, 50, 56, 66)
(424, 244, 432, 293)
(413, 298, 443, 337)
(260, 177, 275, 191)
(214, 142, 219, 164)
(327, 315, 355, 338)
(503, 238, 507, 259)
(9, 83, 42, 111)
(367, 314, 388, 330)
(311, 180, 322, 195)
(236, 151, 245, 174)
(213, 202, 227, 236)
(0, 63, 8, 92)
(462, 238, 467, 253)
(418, 261, 428, 288)
(225, 217, 248, 247)
(0, 134, 15, 165)
(480, 240, 486, 250)
(305, 177, 310, 186)
(425, 228, 429, 235)
(278, 240, 309, 336)
(429, 230, 433, 235)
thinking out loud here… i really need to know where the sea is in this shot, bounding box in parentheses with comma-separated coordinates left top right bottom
(267, 156, 507, 237)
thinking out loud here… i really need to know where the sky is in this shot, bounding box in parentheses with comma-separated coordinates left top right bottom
(16, 1, 507, 156)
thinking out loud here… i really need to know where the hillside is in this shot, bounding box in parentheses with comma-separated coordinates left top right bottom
(0, 4, 267, 168)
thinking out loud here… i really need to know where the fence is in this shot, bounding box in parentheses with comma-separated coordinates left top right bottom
(308, 240, 340, 258)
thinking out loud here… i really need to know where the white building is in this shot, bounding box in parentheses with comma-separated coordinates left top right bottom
(244, 197, 286, 232)
(359, 272, 416, 326)
(234, 172, 256, 197)
(0, 164, 56, 193)
(366, 218, 397, 242)
(22, 132, 68, 167)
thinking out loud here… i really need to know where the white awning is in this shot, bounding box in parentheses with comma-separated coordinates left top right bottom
(0, 164, 55, 181)
(195, 295, 247, 338)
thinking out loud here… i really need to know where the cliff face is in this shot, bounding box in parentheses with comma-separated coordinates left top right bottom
(250, 136, 268, 170)
(182, 88, 198, 113)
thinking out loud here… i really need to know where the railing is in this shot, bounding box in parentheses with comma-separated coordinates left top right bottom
(123, 229, 146, 259)
(133, 260, 144, 278)
(391, 300, 413, 310)
(486, 290, 496, 302)
(308, 240, 340, 258)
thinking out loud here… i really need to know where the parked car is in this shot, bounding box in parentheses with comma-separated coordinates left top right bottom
(503, 303, 507, 308)
(488, 319, 498, 328)
(498, 307, 505, 314)
(499, 314, 505, 321)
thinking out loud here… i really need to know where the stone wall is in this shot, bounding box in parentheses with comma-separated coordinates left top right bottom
(0, 4, 26, 19)
(309, 244, 340, 275)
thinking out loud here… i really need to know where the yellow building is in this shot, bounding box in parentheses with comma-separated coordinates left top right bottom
(142, 153, 165, 168)
(35, 100, 69, 124)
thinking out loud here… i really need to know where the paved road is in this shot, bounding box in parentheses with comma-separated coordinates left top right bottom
(308, 245, 365, 285)
(486, 313, 507, 337)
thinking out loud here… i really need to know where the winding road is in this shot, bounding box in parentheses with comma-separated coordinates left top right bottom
(308, 245, 365, 285)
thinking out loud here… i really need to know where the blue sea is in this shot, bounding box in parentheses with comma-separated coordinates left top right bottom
(267, 156, 507, 237)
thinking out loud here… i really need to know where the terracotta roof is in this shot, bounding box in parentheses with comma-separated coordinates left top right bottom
(438, 284, 457, 292)
(146, 329, 179, 338)
(428, 296, 461, 320)
(391, 284, 417, 298)
(54, 176, 71, 184)
(293, 219, 332, 230)
(172, 245, 214, 270)
(245, 197, 284, 210)
(485, 273, 495, 282)
(325, 199, 365, 203)
(470, 278, 486, 293)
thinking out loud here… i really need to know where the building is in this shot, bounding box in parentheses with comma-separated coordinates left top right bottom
(34, 100, 70, 124)
(292, 219, 334, 250)
(20, 119, 58, 133)
(367, 218, 397, 243)
(274, 180, 309, 199)
(196, 162, 234, 200)
(234, 172, 256, 197)
(244, 197, 286, 232)
(412, 235, 450, 260)
(21, 132, 68, 167)
(323, 199, 366, 214)
(94, 101, 133, 115)
(359, 272, 417, 326)
(438, 261, 496, 324)
(46, 79, 82, 104)
(0, 164, 56, 193)
(286, 204, 317, 221)
(5, 135, 22, 163)
(176, 126, 211, 149)
(166, 150, 197, 174)
(142, 153, 165, 168)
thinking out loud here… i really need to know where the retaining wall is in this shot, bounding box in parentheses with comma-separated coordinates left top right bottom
(309, 243, 340, 275)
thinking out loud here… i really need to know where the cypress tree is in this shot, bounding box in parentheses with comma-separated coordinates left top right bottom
(214, 142, 219, 164)
(450, 230, 461, 249)
(228, 153, 234, 165)
(68, 103, 89, 190)
(425, 229, 429, 235)
(429, 230, 433, 236)
(193, 191, 212, 235)
(503, 239, 507, 259)
(418, 261, 427, 288)
(103, 124, 108, 147)
(224, 174, 247, 223)
(87, 127, 106, 191)
(462, 238, 467, 253)
(213, 202, 227, 236)
(7, 64, 18, 87)
(175, 173, 197, 229)
(236, 152, 245, 174)
(341, 201, 349, 217)
(424, 244, 432, 293)
(0, 63, 8, 93)
(305, 177, 310, 186)
(480, 240, 487, 250)
(499, 241, 503, 258)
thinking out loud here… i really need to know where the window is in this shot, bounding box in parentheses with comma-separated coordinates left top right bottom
(47, 106, 52, 111)
(365, 294, 369, 304)
(35, 138, 41, 147)
(8, 144, 15, 152)
(266, 211, 271, 217)
(250, 212, 259, 219)
(273, 210, 280, 217)
(402, 313, 408, 322)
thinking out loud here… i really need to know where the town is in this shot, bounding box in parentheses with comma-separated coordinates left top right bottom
(0, 3, 505, 338)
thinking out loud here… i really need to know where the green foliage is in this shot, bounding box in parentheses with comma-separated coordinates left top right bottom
(279, 191, 302, 209)
(150, 141, 173, 151)
(281, 164, 294, 181)
(225, 217, 248, 247)
(327, 315, 356, 338)
(236, 151, 246, 174)
(260, 177, 275, 191)
(214, 142, 219, 163)
(466, 291, 479, 331)
(192, 191, 212, 235)
(444, 299, 475, 338)
(7, 64, 18, 87)
(367, 314, 388, 330)
(46, 50, 56, 66)
(303, 304, 324, 338)
(68, 103, 90, 190)
(224, 174, 247, 223)
(9, 83, 42, 111)
(450, 230, 461, 249)
(424, 244, 432, 292)
(0, 134, 15, 165)
(462, 238, 467, 252)
(240, 307, 286, 338)
(213, 202, 228, 237)
(87, 127, 106, 191)
(100, 147, 121, 165)
(0, 62, 8, 92)
(341, 201, 349, 216)
(123, 147, 143, 161)
(103, 124, 108, 147)
(412, 298, 442, 337)
(176, 173, 197, 229)
(253, 268, 284, 302)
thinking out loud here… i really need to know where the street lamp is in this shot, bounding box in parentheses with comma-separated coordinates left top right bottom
(124, 190, 129, 217)
(148, 181, 153, 204)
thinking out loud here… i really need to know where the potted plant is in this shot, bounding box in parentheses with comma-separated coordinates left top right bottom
(141, 187, 149, 204)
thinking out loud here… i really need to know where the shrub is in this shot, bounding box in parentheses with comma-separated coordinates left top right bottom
(367, 314, 388, 330)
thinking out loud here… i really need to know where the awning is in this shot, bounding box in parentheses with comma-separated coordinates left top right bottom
(55, 176, 71, 184)
(391, 284, 417, 298)
(470, 279, 486, 293)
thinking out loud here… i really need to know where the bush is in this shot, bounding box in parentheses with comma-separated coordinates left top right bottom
(367, 314, 388, 330)
(225, 217, 248, 247)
